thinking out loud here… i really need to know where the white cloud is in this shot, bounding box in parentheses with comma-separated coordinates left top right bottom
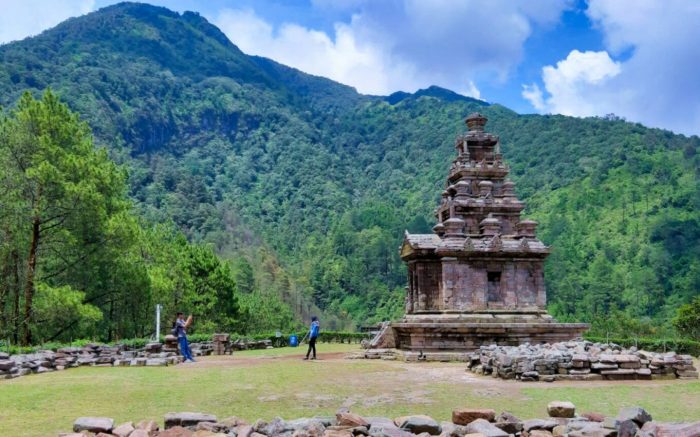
(0, 0, 95, 44)
(213, 8, 415, 95)
(212, 0, 572, 96)
(523, 50, 621, 116)
(522, 83, 545, 111)
(524, 0, 700, 136)
(462, 81, 481, 100)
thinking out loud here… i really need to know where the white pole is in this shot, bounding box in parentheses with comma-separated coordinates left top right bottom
(155, 304, 162, 342)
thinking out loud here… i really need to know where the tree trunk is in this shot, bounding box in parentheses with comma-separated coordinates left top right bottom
(12, 250, 20, 344)
(0, 254, 8, 334)
(22, 216, 40, 345)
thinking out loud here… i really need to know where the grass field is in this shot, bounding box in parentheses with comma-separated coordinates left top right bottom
(1, 344, 699, 436)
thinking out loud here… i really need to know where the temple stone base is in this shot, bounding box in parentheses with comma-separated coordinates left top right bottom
(371, 313, 588, 354)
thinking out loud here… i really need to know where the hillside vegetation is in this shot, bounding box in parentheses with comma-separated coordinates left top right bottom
(0, 2, 697, 342)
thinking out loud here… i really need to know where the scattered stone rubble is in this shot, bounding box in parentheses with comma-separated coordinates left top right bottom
(60, 403, 700, 437)
(0, 340, 212, 381)
(467, 340, 699, 382)
(0, 335, 275, 382)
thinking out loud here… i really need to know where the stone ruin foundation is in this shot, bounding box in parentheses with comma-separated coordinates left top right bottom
(368, 113, 587, 358)
(467, 340, 698, 382)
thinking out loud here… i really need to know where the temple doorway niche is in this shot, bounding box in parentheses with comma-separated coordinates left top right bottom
(487, 271, 502, 304)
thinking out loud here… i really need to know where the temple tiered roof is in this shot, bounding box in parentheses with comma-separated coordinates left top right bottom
(402, 112, 548, 259)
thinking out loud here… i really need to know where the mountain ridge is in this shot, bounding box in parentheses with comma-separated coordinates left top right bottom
(0, 2, 697, 331)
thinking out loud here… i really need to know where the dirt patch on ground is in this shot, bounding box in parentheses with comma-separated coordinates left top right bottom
(193, 351, 691, 395)
(193, 351, 347, 368)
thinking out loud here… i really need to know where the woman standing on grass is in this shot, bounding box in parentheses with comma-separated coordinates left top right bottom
(304, 316, 320, 360)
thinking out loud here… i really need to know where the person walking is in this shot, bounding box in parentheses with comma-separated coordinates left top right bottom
(303, 316, 320, 360)
(173, 312, 195, 362)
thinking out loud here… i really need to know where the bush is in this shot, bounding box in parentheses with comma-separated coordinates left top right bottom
(673, 297, 700, 340)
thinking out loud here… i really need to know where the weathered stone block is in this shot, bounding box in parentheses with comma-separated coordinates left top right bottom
(547, 401, 575, 418)
(73, 417, 114, 433)
(395, 415, 441, 435)
(164, 412, 217, 429)
(452, 408, 495, 425)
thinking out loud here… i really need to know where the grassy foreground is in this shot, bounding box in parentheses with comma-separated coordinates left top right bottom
(1, 344, 699, 436)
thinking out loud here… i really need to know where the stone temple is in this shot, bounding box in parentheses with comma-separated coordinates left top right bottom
(371, 113, 588, 356)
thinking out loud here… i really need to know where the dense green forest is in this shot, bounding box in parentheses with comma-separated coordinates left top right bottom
(0, 3, 698, 343)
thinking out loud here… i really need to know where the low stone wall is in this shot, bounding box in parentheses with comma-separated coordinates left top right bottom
(0, 335, 278, 381)
(0, 341, 215, 381)
(231, 338, 273, 351)
(59, 403, 700, 437)
(467, 340, 699, 381)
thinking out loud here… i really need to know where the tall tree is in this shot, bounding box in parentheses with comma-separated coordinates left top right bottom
(0, 90, 127, 344)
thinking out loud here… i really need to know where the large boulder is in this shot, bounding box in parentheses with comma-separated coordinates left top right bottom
(639, 421, 700, 437)
(617, 419, 640, 437)
(164, 412, 217, 429)
(463, 419, 508, 437)
(73, 417, 115, 433)
(494, 421, 522, 434)
(113, 421, 135, 437)
(523, 419, 559, 432)
(254, 417, 290, 436)
(617, 407, 652, 426)
(452, 408, 496, 425)
(395, 415, 441, 435)
(494, 411, 522, 434)
(547, 401, 576, 418)
(337, 412, 370, 428)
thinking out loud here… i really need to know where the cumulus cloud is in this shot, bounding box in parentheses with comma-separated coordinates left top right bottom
(0, 0, 95, 44)
(212, 0, 572, 96)
(523, 50, 621, 116)
(213, 8, 416, 95)
(523, 0, 700, 136)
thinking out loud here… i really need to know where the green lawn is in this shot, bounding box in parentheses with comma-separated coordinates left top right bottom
(1, 344, 699, 437)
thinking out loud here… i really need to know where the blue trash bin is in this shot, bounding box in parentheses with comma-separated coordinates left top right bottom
(289, 334, 298, 347)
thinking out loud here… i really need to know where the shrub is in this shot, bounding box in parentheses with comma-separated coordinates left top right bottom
(673, 297, 700, 340)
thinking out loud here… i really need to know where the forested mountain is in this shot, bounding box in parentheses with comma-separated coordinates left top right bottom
(1, 2, 698, 341)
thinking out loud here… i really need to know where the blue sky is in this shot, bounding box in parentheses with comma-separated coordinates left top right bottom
(1, 0, 698, 135)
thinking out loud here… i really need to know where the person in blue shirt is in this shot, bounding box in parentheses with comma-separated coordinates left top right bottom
(173, 312, 195, 362)
(304, 316, 320, 360)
